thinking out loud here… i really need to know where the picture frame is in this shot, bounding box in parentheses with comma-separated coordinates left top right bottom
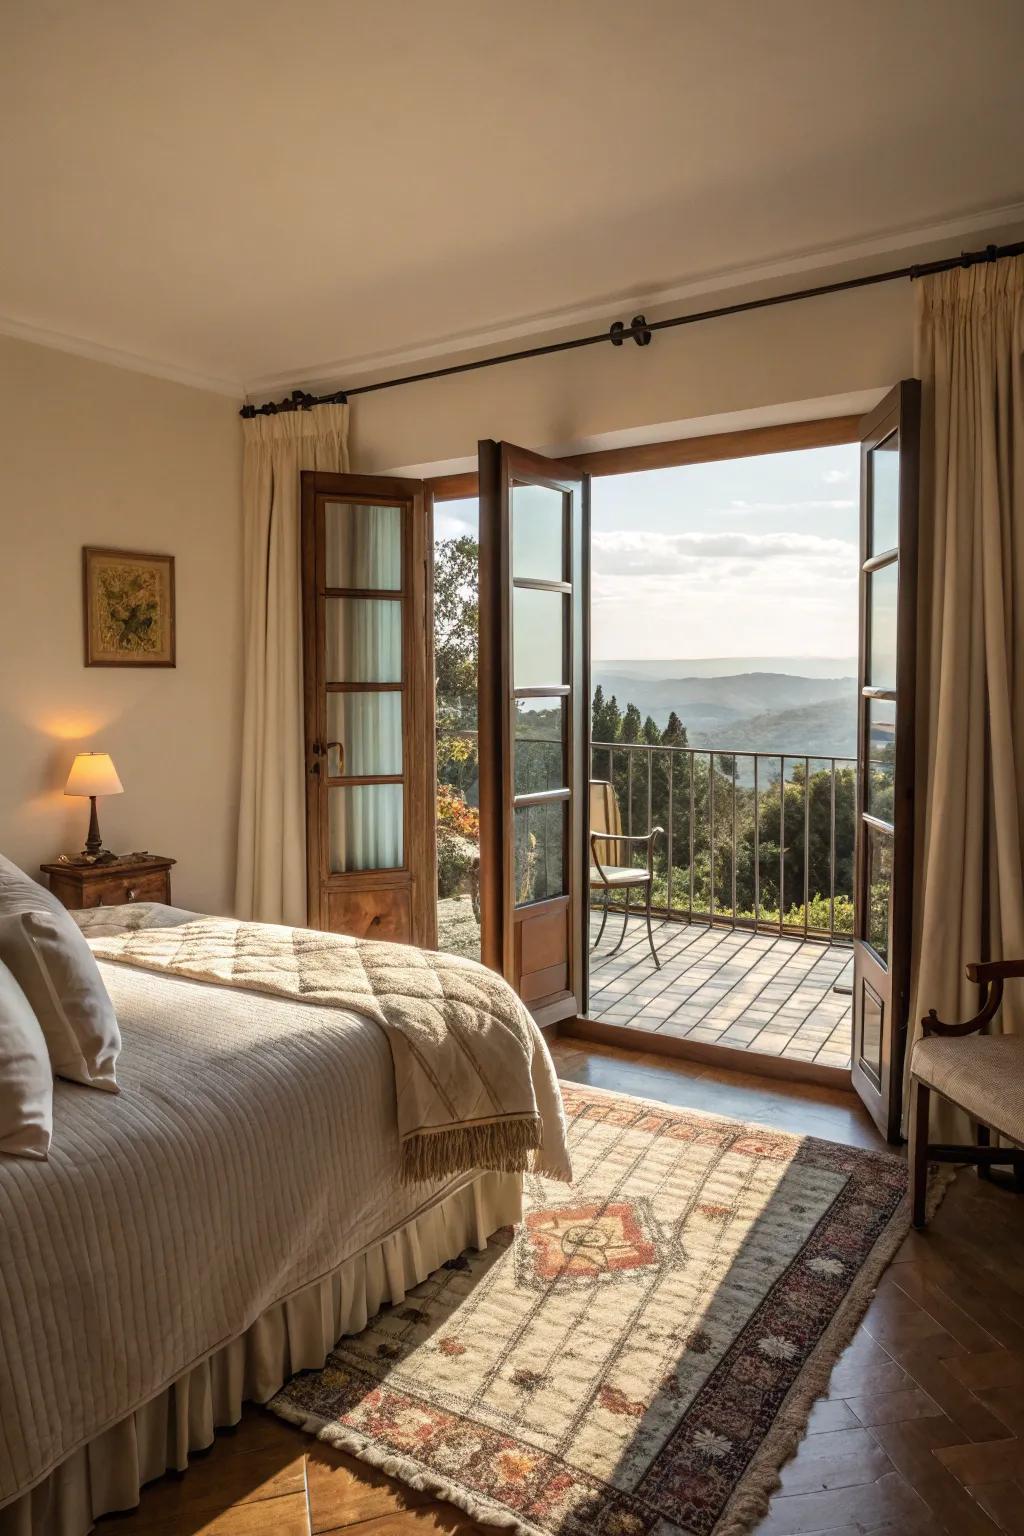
(82, 547, 176, 668)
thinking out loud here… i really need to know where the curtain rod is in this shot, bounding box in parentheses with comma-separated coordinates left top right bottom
(239, 239, 1024, 419)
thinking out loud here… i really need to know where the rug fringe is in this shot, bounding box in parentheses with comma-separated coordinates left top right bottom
(714, 1163, 957, 1536)
(401, 1116, 541, 1185)
(271, 1398, 541, 1534)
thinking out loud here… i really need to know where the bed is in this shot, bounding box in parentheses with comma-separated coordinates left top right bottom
(0, 904, 550, 1536)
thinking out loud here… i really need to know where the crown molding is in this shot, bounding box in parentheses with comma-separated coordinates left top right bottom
(248, 199, 1024, 398)
(0, 314, 244, 398)
(2, 199, 1022, 403)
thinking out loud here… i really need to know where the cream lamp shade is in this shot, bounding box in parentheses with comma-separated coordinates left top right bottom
(64, 752, 124, 799)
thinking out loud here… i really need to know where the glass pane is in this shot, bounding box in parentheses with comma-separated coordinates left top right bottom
(434, 496, 481, 964)
(867, 561, 898, 692)
(512, 482, 564, 582)
(865, 824, 893, 965)
(326, 598, 401, 683)
(326, 693, 402, 777)
(514, 698, 566, 795)
(513, 587, 566, 688)
(869, 430, 899, 556)
(514, 801, 565, 905)
(865, 698, 896, 824)
(329, 784, 403, 872)
(859, 980, 884, 1088)
(325, 503, 401, 590)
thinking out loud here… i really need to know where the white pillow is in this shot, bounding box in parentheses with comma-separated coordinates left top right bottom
(0, 855, 120, 1092)
(0, 958, 53, 1159)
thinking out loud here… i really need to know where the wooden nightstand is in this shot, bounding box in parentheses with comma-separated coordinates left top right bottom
(40, 855, 176, 911)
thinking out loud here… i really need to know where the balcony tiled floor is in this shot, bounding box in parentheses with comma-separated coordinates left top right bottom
(588, 912, 852, 1069)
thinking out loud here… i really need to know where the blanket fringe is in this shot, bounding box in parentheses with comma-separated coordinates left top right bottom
(401, 1117, 542, 1185)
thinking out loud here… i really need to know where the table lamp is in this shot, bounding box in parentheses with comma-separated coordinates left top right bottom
(64, 752, 123, 863)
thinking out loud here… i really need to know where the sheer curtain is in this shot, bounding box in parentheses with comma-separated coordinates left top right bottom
(328, 505, 403, 872)
(234, 405, 349, 925)
(907, 256, 1024, 1132)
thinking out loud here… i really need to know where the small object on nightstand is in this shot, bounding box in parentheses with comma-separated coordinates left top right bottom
(63, 752, 124, 862)
(39, 854, 176, 912)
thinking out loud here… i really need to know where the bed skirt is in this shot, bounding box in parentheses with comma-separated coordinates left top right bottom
(0, 1170, 522, 1536)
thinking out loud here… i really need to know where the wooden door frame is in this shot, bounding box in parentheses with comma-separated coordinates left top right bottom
(851, 381, 920, 1139)
(301, 472, 436, 947)
(477, 441, 590, 1026)
(425, 414, 861, 501)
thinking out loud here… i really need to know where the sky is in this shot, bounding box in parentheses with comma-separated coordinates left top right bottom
(433, 441, 860, 665)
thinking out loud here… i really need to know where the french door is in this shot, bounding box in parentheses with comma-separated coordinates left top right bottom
(478, 442, 590, 1026)
(301, 472, 436, 947)
(851, 382, 920, 1139)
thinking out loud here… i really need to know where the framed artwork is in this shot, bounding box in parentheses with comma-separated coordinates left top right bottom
(82, 547, 176, 667)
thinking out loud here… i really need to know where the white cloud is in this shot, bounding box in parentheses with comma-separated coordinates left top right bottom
(591, 528, 856, 575)
(822, 468, 852, 484)
(725, 498, 855, 513)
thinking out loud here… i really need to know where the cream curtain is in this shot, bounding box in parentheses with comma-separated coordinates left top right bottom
(234, 406, 349, 925)
(907, 256, 1024, 1130)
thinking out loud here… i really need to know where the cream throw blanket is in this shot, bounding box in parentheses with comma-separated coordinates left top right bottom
(90, 918, 572, 1186)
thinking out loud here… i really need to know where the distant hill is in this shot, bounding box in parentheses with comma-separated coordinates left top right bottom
(591, 660, 857, 758)
(689, 697, 857, 758)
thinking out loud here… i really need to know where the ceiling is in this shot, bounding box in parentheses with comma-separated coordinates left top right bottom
(2, 0, 1023, 397)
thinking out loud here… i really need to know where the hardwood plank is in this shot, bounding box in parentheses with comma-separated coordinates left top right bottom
(845, 1386, 945, 1427)
(753, 1469, 933, 1534)
(129, 1490, 311, 1536)
(934, 1438, 1024, 1485)
(868, 1419, 1005, 1536)
(969, 1480, 1024, 1536)
(307, 1442, 434, 1532)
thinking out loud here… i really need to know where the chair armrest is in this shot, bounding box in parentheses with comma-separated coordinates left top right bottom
(966, 958, 1024, 983)
(590, 828, 663, 877)
(922, 959, 1015, 1038)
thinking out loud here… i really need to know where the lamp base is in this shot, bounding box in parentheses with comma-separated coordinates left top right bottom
(81, 796, 117, 864)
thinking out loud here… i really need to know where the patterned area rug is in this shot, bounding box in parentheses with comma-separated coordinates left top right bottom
(272, 1084, 913, 1535)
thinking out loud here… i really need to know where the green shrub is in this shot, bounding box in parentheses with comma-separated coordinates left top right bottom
(437, 829, 476, 899)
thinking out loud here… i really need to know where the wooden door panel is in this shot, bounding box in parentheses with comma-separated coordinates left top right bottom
(516, 899, 571, 1004)
(851, 381, 920, 1140)
(301, 473, 436, 948)
(326, 883, 413, 943)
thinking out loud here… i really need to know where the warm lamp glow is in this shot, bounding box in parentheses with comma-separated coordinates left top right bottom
(64, 752, 124, 800)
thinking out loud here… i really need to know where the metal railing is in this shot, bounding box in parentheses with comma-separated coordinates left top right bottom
(592, 742, 856, 944)
(435, 727, 857, 945)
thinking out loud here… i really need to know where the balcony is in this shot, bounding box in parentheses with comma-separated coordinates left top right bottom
(436, 738, 855, 1071)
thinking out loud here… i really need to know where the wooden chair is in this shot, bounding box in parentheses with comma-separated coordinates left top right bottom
(910, 958, 1024, 1228)
(589, 779, 664, 968)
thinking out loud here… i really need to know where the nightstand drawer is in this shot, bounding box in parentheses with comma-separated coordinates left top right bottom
(41, 857, 175, 912)
(87, 871, 171, 908)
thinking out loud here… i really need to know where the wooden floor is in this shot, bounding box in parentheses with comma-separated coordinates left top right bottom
(102, 1039, 1024, 1536)
(589, 914, 853, 1069)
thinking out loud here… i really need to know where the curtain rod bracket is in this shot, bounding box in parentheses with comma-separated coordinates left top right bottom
(609, 314, 652, 348)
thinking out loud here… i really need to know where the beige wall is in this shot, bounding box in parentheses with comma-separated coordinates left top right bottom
(0, 335, 243, 915)
(348, 279, 915, 473)
(0, 276, 917, 918)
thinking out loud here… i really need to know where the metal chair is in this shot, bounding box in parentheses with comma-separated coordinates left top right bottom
(589, 779, 664, 968)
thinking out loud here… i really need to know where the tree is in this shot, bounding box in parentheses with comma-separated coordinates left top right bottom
(642, 714, 661, 745)
(434, 536, 480, 808)
(621, 703, 642, 743)
(434, 536, 479, 728)
(592, 687, 622, 744)
(662, 711, 688, 747)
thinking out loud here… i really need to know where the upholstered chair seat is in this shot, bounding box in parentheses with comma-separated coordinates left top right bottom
(912, 1033, 1024, 1145)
